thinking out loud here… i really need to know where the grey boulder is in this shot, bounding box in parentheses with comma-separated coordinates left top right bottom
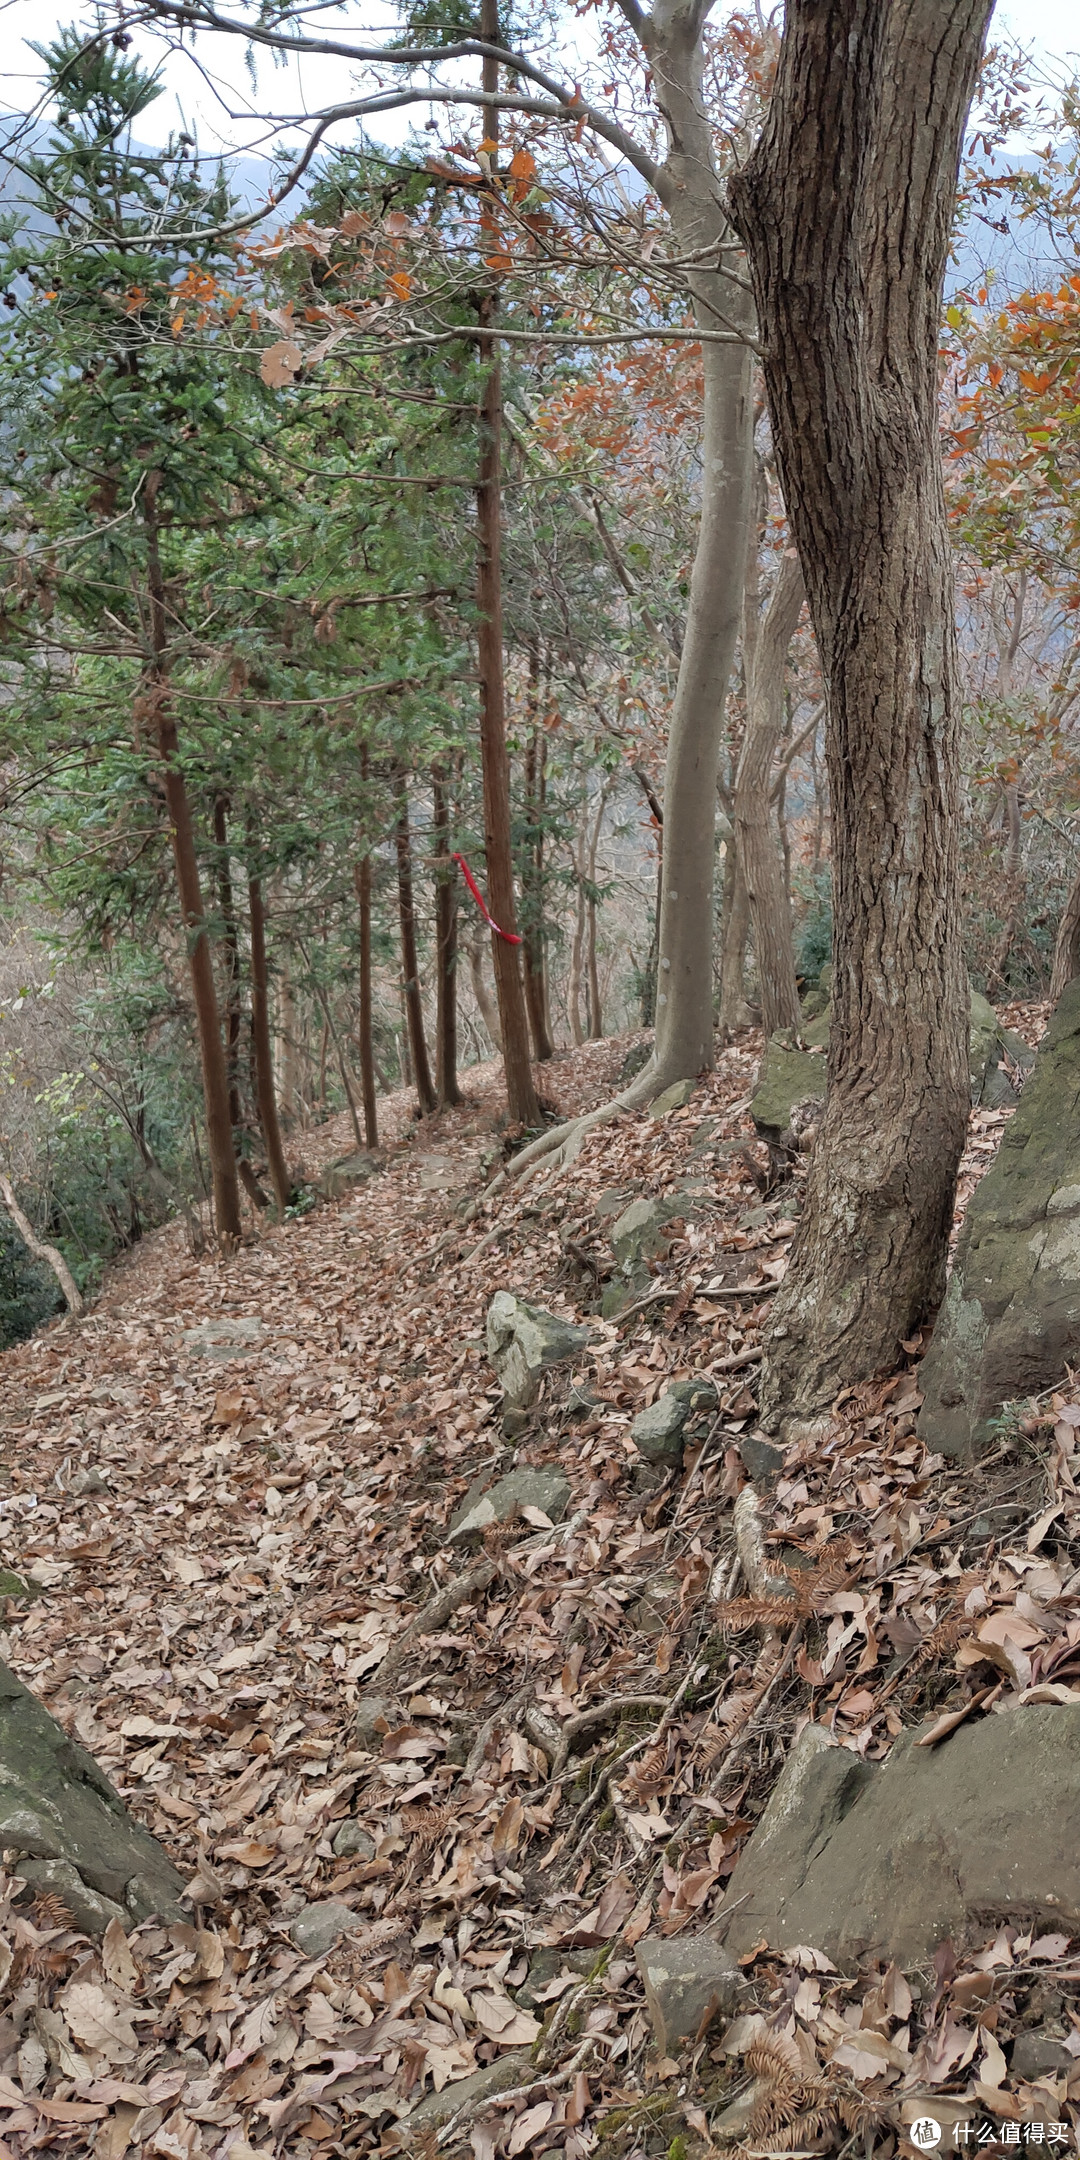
(449, 1466, 571, 1542)
(919, 978, 1080, 1458)
(721, 1707, 1080, 1967)
(0, 1659, 185, 1935)
(485, 1293, 589, 1414)
(635, 1935, 741, 2053)
(289, 1899, 358, 1957)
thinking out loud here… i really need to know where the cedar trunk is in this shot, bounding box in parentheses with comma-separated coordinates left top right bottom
(729, 0, 990, 1417)
(392, 765, 437, 1115)
(212, 794, 244, 1138)
(353, 850, 379, 1148)
(247, 865, 293, 1217)
(475, 0, 541, 1127)
(522, 711, 554, 1063)
(432, 766, 463, 1107)
(143, 476, 242, 1248)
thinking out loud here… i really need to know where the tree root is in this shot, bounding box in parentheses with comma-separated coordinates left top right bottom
(356, 1556, 497, 1733)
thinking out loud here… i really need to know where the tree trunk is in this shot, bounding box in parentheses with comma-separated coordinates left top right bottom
(735, 546, 805, 1041)
(0, 1174, 84, 1315)
(143, 475, 242, 1249)
(276, 972, 300, 1125)
(586, 779, 611, 1040)
(432, 765, 463, 1107)
(247, 858, 293, 1217)
(466, 926, 502, 1052)
(729, 0, 990, 1419)
(568, 810, 588, 1047)
(391, 764, 437, 1115)
(522, 696, 554, 1062)
(353, 863, 379, 1148)
(717, 841, 752, 1035)
(634, 0, 755, 1089)
(475, 0, 541, 1127)
(1051, 862, 1080, 1002)
(212, 794, 244, 1139)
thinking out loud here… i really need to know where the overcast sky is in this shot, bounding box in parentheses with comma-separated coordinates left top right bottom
(0, 0, 1076, 162)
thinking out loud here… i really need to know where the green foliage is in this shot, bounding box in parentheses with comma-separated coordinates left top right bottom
(0, 1215, 62, 1349)
(792, 866, 832, 986)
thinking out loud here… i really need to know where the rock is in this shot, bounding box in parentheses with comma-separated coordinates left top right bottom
(595, 1187, 638, 1222)
(448, 1466, 571, 1542)
(354, 1696, 390, 1745)
(401, 2051, 531, 2131)
(635, 1934, 741, 2053)
(689, 1118, 719, 1157)
(630, 1395, 688, 1464)
(331, 1820, 375, 1861)
(16, 1857, 128, 1938)
(289, 1900, 358, 1957)
(969, 988, 1034, 1108)
(721, 1706, 1080, 1967)
(739, 1433, 785, 1487)
(485, 1292, 590, 1413)
(608, 1197, 683, 1271)
(182, 1315, 265, 1363)
(750, 1039, 827, 1142)
(648, 1078, 696, 1117)
(619, 1040, 653, 1087)
(919, 978, 1080, 1459)
(0, 1571, 40, 1602)
(317, 1151, 382, 1200)
(630, 1378, 718, 1465)
(1011, 2031, 1074, 2082)
(514, 1947, 594, 2010)
(627, 1572, 681, 1638)
(0, 1659, 186, 1933)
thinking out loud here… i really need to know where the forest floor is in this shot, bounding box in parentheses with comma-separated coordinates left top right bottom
(2, 1011, 1080, 2160)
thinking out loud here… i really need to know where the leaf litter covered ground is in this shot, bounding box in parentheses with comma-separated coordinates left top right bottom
(2, 1017, 1080, 2158)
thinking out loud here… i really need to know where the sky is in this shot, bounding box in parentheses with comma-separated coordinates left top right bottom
(0, 0, 1076, 165)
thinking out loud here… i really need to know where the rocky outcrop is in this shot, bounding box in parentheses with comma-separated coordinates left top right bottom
(630, 1377, 720, 1465)
(919, 981, 1080, 1458)
(448, 1466, 571, 1542)
(0, 1660, 185, 1935)
(750, 988, 1033, 1146)
(721, 1707, 1080, 1967)
(485, 1293, 589, 1421)
(635, 1936, 741, 2053)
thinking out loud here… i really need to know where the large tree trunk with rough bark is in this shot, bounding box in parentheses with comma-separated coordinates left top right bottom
(475, 0, 541, 1127)
(144, 477, 242, 1249)
(735, 546, 805, 1041)
(729, 0, 990, 1420)
(636, 0, 755, 1089)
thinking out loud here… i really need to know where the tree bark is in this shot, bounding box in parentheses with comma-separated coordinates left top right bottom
(1051, 863, 1080, 1002)
(522, 690, 554, 1062)
(729, 0, 990, 1418)
(212, 794, 244, 1140)
(353, 865, 379, 1148)
(635, 0, 755, 1088)
(717, 840, 752, 1035)
(432, 765, 463, 1107)
(475, 0, 541, 1127)
(247, 859, 293, 1217)
(391, 764, 437, 1115)
(0, 1174, 84, 1315)
(466, 926, 502, 1053)
(734, 546, 805, 1041)
(143, 475, 242, 1249)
